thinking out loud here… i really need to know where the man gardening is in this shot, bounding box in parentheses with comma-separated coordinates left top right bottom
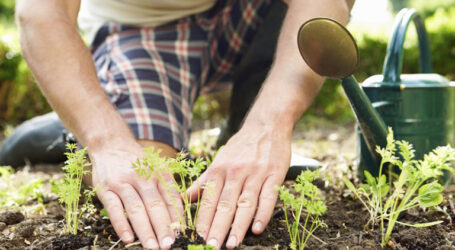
(11, 0, 354, 249)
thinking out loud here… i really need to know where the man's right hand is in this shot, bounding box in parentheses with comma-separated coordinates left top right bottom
(89, 143, 183, 249)
(15, 1, 183, 248)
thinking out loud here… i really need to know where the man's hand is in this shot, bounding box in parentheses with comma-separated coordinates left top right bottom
(187, 0, 354, 247)
(188, 125, 291, 249)
(90, 143, 183, 249)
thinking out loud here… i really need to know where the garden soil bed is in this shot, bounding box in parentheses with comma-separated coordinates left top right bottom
(2, 121, 455, 249)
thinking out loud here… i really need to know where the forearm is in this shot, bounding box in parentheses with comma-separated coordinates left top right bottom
(16, 1, 137, 151)
(243, 0, 354, 134)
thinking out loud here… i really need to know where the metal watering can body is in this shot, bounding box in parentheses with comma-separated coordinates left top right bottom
(358, 8, 455, 178)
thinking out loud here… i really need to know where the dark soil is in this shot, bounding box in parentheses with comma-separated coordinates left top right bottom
(2, 122, 455, 249)
(46, 234, 94, 250)
(2, 179, 455, 250)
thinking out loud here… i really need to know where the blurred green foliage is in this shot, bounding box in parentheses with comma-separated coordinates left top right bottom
(390, 0, 455, 16)
(390, 0, 411, 13)
(0, 25, 51, 128)
(354, 7, 455, 80)
(0, 7, 454, 127)
(409, 0, 455, 17)
(0, 0, 15, 22)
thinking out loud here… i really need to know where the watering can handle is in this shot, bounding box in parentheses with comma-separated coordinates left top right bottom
(382, 8, 432, 82)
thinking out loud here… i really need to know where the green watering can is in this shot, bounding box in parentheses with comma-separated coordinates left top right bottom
(297, 8, 455, 178)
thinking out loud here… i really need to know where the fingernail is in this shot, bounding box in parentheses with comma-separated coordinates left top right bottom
(226, 235, 237, 248)
(207, 238, 219, 248)
(162, 236, 174, 248)
(253, 221, 263, 232)
(121, 232, 134, 242)
(146, 239, 159, 249)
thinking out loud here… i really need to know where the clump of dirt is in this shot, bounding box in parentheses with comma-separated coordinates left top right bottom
(15, 220, 36, 238)
(172, 228, 206, 249)
(0, 211, 24, 225)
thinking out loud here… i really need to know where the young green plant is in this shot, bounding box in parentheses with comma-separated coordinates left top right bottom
(54, 143, 93, 235)
(187, 244, 215, 250)
(344, 128, 455, 247)
(276, 170, 327, 250)
(134, 147, 214, 238)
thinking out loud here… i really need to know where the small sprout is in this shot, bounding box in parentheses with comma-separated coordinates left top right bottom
(187, 244, 215, 250)
(344, 127, 455, 247)
(54, 143, 94, 235)
(134, 147, 216, 238)
(276, 170, 327, 250)
(100, 208, 109, 220)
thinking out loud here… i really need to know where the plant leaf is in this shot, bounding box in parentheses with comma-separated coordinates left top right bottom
(396, 220, 443, 228)
(418, 182, 444, 207)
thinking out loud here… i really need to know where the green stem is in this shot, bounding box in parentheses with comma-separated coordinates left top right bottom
(300, 213, 311, 250)
(180, 173, 193, 229)
(154, 171, 186, 233)
(193, 182, 203, 230)
(283, 204, 292, 244)
(303, 215, 319, 248)
(383, 181, 422, 246)
(294, 203, 303, 248)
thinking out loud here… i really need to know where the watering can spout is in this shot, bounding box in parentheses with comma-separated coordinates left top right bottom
(297, 18, 388, 168)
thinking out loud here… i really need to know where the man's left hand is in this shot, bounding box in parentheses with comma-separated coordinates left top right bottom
(187, 125, 291, 249)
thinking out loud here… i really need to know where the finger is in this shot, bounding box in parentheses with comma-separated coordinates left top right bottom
(118, 185, 160, 249)
(226, 177, 262, 249)
(187, 171, 209, 202)
(195, 169, 225, 240)
(137, 183, 176, 248)
(206, 176, 244, 249)
(98, 190, 135, 244)
(156, 175, 185, 231)
(252, 175, 282, 235)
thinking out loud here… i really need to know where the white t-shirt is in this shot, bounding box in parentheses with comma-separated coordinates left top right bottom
(78, 0, 216, 43)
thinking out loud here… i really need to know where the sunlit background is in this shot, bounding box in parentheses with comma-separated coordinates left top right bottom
(0, 0, 454, 130)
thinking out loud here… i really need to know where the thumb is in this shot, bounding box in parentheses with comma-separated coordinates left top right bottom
(186, 171, 209, 202)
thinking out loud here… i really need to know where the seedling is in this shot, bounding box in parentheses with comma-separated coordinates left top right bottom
(276, 170, 327, 250)
(167, 153, 210, 231)
(344, 128, 455, 247)
(134, 147, 214, 238)
(54, 143, 93, 235)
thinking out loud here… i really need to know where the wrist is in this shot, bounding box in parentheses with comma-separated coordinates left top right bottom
(241, 70, 324, 135)
(240, 112, 294, 142)
(81, 121, 140, 155)
(86, 133, 138, 152)
(242, 89, 301, 138)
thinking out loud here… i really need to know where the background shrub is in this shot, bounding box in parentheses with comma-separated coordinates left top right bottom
(0, 5, 453, 128)
(0, 0, 14, 22)
(0, 25, 51, 128)
(408, 0, 455, 17)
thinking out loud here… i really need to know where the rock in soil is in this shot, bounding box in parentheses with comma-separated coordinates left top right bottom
(46, 201, 64, 220)
(0, 211, 25, 225)
(15, 220, 36, 238)
(0, 222, 6, 231)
